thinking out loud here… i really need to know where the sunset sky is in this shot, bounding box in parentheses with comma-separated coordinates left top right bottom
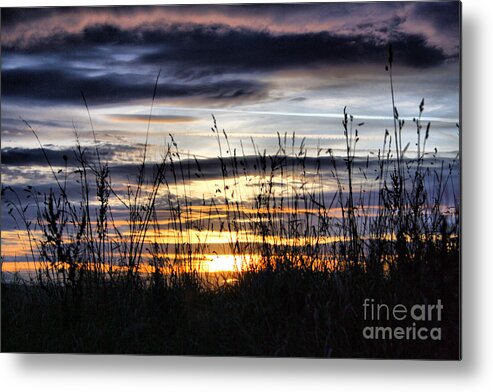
(1, 2, 460, 267)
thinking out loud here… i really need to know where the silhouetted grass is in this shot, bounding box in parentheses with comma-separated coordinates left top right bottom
(1, 48, 460, 358)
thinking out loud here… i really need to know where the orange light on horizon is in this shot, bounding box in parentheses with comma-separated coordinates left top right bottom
(203, 254, 256, 273)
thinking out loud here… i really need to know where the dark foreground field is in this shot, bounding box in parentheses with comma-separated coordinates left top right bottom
(2, 247, 459, 358)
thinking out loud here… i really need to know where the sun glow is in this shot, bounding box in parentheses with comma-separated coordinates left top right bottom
(204, 254, 255, 273)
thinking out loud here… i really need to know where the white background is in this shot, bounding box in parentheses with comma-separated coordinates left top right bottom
(0, 0, 491, 391)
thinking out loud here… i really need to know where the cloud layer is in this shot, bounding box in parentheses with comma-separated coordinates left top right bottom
(2, 3, 460, 108)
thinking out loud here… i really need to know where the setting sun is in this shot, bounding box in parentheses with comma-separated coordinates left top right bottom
(204, 254, 254, 273)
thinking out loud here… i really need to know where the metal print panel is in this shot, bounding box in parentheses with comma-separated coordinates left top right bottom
(1, 1, 461, 359)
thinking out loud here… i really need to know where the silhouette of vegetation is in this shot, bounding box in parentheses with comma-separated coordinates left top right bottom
(1, 48, 460, 358)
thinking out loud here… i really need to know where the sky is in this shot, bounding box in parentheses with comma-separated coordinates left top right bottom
(2, 2, 460, 155)
(0, 2, 461, 268)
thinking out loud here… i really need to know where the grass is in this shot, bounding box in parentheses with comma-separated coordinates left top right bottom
(1, 48, 460, 358)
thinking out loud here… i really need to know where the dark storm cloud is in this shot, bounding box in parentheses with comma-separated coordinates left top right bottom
(3, 22, 451, 69)
(139, 25, 450, 70)
(3, 146, 459, 206)
(2, 149, 375, 182)
(107, 154, 457, 185)
(2, 3, 457, 109)
(1, 144, 142, 166)
(1, 22, 451, 106)
(1, 67, 269, 105)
